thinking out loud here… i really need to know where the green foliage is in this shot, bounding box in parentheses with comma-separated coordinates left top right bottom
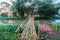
(0, 17, 26, 20)
(11, 0, 26, 17)
(49, 22, 60, 30)
(0, 25, 17, 32)
(19, 24, 26, 33)
(0, 24, 26, 40)
(55, 37, 60, 40)
(0, 24, 18, 40)
(36, 0, 59, 19)
(0, 32, 18, 40)
(56, 22, 60, 28)
(11, 0, 60, 19)
(0, 24, 26, 32)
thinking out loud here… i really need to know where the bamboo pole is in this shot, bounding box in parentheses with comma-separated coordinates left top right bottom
(15, 18, 27, 40)
(56, 24, 57, 30)
(15, 18, 27, 32)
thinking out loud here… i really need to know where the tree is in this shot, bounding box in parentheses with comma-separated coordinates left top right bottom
(11, 0, 60, 19)
(11, 0, 25, 17)
(35, 0, 59, 19)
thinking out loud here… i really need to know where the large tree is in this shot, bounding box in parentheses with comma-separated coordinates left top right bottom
(34, 0, 60, 19)
(11, 0, 60, 19)
(11, 0, 25, 17)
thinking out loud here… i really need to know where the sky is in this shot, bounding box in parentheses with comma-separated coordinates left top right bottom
(0, 0, 60, 5)
(56, 0, 60, 3)
(0, 0, 12, 5)
(0, 0, 60, 3)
